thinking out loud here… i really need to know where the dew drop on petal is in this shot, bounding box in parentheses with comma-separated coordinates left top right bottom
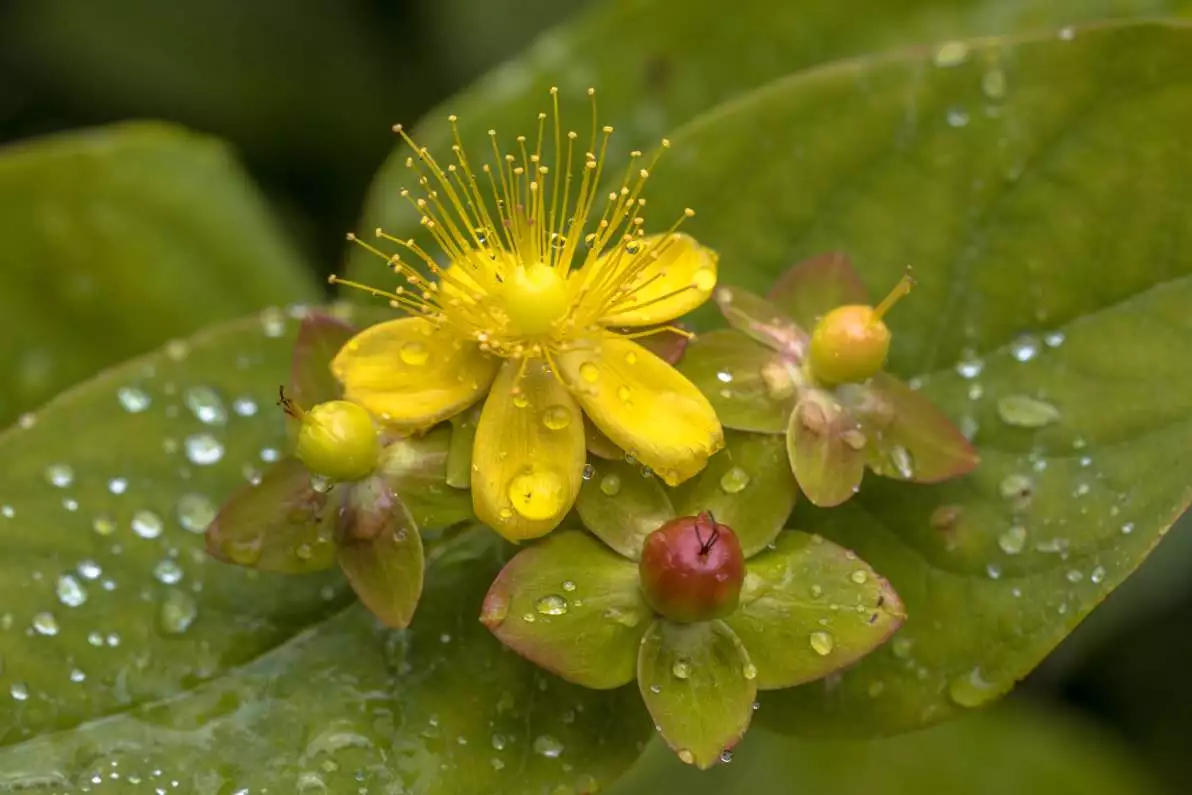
(541, 404, 572, 430)
(810, 631, 834, 656)
(579, 362, 599, 383)
(506, 467, 568, 521)
(399, 341, 429, 366)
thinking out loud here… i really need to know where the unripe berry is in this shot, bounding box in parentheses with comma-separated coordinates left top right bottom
(638, 512, 745, 624)
(809, 271, 913, 385)
(281, 389, 380, 482)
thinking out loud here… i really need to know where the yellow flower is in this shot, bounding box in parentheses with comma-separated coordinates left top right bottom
(330, 88, 724, 541)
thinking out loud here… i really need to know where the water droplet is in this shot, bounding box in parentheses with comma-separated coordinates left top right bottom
(617, 385, 633, 404)
(850, 569, 868, 585)
(677, 749, 696, 766)
(1090, 565, 1107, 584)
(533, 734, 564, 759)
(948, 666, 999, 707)
(891, 636, 914, 659)
(981, 69, 1007, 99)
(159, 589, 197, 634)
(233, 396, 258, 416)
(184, 433, 224, 466)
(581, 463, 595, 481)
(1058, 26, 1076, 41)
(10, 682, 29, 701)
(511, 392, 530, 409)
(934, 41, 969, 67)
(888, 446, 915, 479)
(184, 386, 227, 426)
(506, 467, 567, 521)
(131, 509, 164, 539)
(69, 668, 86, 684)
(117, 386, 152, 413)
(599, 473, 622, 496)
(108, 477, 129, 495)
(153, 558, 184, 585)
(92, 513, 117, 536)
(176, 493, 216, 533)
(810, 631, 834, 656)
(742, 663, 758, 680)
(32, 611, 59, 636)
(946, 108, 970, 128)
(260, 307, 286, 337)
(986, 563, 1002, 580)
(716, 370, 734, 384)
(579, 362, 599, 383)
(1066, 569, 1083, 583)
(1121, 522, 1135, 535)
(57, 574, 87, 607)
(541, 404, 572, 430)
(1044, 330, 1065, 348)
(955, 352, 984, 379)
(1009, 334, 1040, 362)
(998, 525, 1027, 555)
(999, 473, 1033, 502)
(561, 580, 576, 592)
(310, 473, 334, 494)
(535, 595, 569, 616)
(44, 463, 74, 488)
(671, 660, 691, 679)
(719, 466, 750, 494)
(720, 749, 734, 764)
(997, 394, 1060, 428)
(77, 560, 102, 580)
(623, 350, 638, 365)
(0, 505, 12, 519)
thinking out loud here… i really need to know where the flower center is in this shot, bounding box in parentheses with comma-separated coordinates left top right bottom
(502, 262, 569, 337)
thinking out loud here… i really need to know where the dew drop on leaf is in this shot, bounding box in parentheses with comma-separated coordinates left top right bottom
(184, 386, 228, 426)
(31, 611, 59, 636)
(535, 595, 568, 616)
(998, 525, 1028, 555)
(131, 509, 164, 539)
(184, 433, 225, 466)
(44, 463, 74, 488)
(997, 394, 1061, 428)
(1009, 334, 1041, 362)
(176, 493, 216, 533)
(599, 473, 622, 497)
(158, 589, 198, 635)
(56, 574, 87, 607)
(532, 734, 564, 759)
(718, 466, 751, 494)
(948, 666, 999, 707)
(809, 630, 834, 656)
(117, 385, 152, 413)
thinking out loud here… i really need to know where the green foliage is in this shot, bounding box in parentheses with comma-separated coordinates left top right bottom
(0, 123, 315, 426)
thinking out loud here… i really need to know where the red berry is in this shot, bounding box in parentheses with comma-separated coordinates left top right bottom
(638, 512, 745, 623)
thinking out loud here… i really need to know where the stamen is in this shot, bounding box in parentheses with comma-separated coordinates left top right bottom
(871, 267, 915, 324)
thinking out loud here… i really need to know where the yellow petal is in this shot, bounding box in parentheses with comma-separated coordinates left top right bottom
(558, 336, 723, 485)
(332, 317, 498, 430)
(472, 358, 586, 542)
(594, 232, 718, 327)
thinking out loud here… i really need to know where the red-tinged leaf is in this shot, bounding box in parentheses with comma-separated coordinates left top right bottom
(859, 373, 980, 483)
(481, 530, 650, 689)
(205, 457, 337, 573)
(679, 329, 798, 435)
(713, 285, 809, 360)
(629, 325, 692, 365)
(586, 415, 627, 460)
(766, 252, 869, 331)
(788, 388, 866, 508)
(289, 311, 355, 406)
(336, 475, 424, 629)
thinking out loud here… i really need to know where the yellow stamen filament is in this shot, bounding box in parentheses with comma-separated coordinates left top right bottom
(870, 268, 915, 325)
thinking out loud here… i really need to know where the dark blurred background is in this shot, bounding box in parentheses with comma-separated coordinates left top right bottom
(2, 1, 1190, 791)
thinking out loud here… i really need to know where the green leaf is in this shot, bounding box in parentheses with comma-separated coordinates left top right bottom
(335, 476, 425, 629)
(377, 427, 475, 529)
(727, 532, 904, 690)
(852, 373, 979, 483)
(713, 285, 808, 358)
(206, 456, 338, 573)
(637, 619, 756, 769)
(788, 390, 866, 508)
(610, 705, 1164, 795)
(679, 330, 795, 434)
(482, 530, 651, 689)
(0, 123, 315, 426)
(678, 431, 797, 556)
(766, 252, 868, 331)
(445, 403, 481, 488)
(576, 457, 676, 559)
(629, 21, 1192, 735)
(0, 311, 649, 791)
(349, 0, 1192, 284)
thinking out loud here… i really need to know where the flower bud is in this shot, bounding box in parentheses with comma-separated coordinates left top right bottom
(809, 271, 913, 385)
(288, 396, 381, 482)
(638, 512, 745, 623)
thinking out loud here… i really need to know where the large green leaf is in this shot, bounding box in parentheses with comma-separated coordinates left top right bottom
(630, 20, 1192, 735)
(0, 309, 648, 792)
(348, 0, 1192, 277)
(0, 123, 316, 427)
(609, 704, 1162, 795)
